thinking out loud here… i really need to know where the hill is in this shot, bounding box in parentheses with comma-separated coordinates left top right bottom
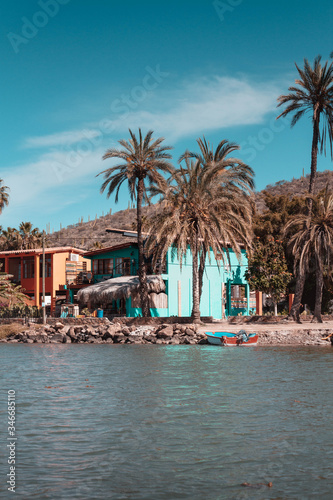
(46, 170, 333, 251)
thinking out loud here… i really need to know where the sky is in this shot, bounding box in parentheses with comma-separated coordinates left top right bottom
(1, 0, 333, 233)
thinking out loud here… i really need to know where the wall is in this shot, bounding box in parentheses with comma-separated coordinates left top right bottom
(166, 247, 250, 318)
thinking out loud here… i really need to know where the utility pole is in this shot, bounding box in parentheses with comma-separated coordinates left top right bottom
(42, 230, 46, 325)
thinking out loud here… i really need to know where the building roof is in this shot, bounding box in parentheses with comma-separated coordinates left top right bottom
(84, 242, 138, 257)
(77, 275, 165, 306)
(105, 227, 148, 237)
(0, 246, 86, 256)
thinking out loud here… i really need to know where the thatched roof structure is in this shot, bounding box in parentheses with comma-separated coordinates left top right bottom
(77, 275, 166, 307)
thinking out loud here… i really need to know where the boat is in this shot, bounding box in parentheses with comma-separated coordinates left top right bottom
(205, 330, 258, 346)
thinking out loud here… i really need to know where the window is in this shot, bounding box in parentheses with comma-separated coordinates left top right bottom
(231, 285, 247, 309)
(115, 258, 122, 275)
(23, 257, 34, 279)
(93, 259, 113, 275)
(40, 255, 51, 278)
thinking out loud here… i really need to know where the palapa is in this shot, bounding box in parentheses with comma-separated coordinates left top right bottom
(77, 275, 165, 307)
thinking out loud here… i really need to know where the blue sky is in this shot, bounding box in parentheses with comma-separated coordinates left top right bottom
(1, 0, 333, 232)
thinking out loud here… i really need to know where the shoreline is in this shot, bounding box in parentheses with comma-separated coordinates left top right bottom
(1, 317, 333, 346)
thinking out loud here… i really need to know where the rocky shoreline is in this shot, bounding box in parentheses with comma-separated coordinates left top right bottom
(1, 318, 333, 346)
(1, 321, 207, 345)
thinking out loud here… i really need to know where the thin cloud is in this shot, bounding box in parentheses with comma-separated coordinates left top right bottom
(106, 76, 280, 141)
(23, 128, 102, 149)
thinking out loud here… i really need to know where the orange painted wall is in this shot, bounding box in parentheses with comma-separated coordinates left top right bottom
(2, 250, 91, 308)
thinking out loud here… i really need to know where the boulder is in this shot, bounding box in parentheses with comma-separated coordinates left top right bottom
(49, 333, 66, 343)
(156, 326, 174, 339)
(185, 328, 195, 336)
(54, 322, 65, 330)
(114, 333, 126, 343)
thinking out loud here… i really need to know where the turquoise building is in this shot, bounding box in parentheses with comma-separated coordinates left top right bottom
(77, 240, 254, 319)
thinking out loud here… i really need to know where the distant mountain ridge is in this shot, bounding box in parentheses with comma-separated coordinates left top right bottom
(47, 170, 333, 251)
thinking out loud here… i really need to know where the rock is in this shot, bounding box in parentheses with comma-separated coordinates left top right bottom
(54, 322, 64, 330)
(114, 333, 126, 343)
(185, 328, 195, 336)
(58, 325, 71, 335)
(25, 339, 34, 343)
(157, 326, 174, 339)
(156, 339, 166, 344)
(68, 327, 77, 339)
(121, 326, 131, 336)
(49, 333, 65, 343)
(198, 338, 208, 344)
(34, 333, 48, 343)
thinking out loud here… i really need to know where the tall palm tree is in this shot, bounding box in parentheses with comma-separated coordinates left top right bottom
(285, 188, 333, 322)
(277, 55, 333, 320)
(0, 179, 9, 214)
(98, 129, 174, 317)
(146, 155, 253, 323)
(277, 56, 333, 204)
(180, 137, 255, 298)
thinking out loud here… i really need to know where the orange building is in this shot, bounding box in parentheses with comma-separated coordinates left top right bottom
(0, 247, 91, 313)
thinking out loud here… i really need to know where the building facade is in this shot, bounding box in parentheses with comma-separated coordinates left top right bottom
(80, 242, 254, 318)
(0, 247, 91, 313)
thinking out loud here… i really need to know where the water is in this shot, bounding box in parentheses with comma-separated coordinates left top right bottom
(1, 344, 333, 499)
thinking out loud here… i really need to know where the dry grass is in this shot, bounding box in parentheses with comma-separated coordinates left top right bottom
(0, 323, 26, 339)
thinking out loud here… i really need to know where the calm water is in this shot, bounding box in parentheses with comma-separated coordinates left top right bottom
(1, 344, 333, 500)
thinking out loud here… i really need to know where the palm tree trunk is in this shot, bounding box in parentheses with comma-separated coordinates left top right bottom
(307, 111, 320, 213)
(198, 247, 207, 302)
(288, 266, 306, 323)
(191, 231, 201, 323)
(312, 258, 323, 323)
(137, 178, 150, 317)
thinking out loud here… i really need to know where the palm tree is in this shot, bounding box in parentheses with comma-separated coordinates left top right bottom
(146, 155, 253, 323)
(98, 129, 174, 316)
(277, 55, 333, 320)
(0, 179, 9, 214)
(180, 137, 255, 299)
(285, 188, 333, 322)
(277, 56, 333, 205)
(18, 222, 43, 249)
(1, 227, 20, 250)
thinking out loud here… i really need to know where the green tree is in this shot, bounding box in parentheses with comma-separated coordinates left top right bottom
(146, 154, 253, 323)
(277, 55, 333, 319)
(98, 129, 174, 316)
(245, 238, 292, 316)
(0, 179, 9, 214)
(285, 188, 333, 322)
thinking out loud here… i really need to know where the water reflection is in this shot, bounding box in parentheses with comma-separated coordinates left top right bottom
(0, 344, 333, 499)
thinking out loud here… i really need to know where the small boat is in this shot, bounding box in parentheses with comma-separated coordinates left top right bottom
(205, 330, 258, 346)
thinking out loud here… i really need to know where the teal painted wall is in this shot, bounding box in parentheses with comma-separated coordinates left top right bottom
(91, 246, 138, 283)
(166, 247, 249, 318)
(86, 244, 250, 318)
